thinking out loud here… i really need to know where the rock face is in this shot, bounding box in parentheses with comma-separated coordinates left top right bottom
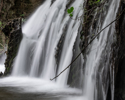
(0, 72, 3, 77)
(4, 29, 22, 75)
(114, 0, 125, 100)
(67, 31, 83, 89)
(0, 0, 45, 20)
(2, 19, 22, 76)
(80, 0, 125, 99)
(79, 0, 125, 100)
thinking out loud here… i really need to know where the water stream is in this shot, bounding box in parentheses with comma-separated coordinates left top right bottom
(0, 53, 6, 73)
(0, 0, 120, 100)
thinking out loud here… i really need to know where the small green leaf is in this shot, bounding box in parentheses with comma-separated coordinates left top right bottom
(20, 14, 24, 17)
(67, 9, 71, 14)
(67, 7, 74, 17)
(67, 7, 74, 14)
(70, 14, 73, 17)
(70, 7, 74, 12)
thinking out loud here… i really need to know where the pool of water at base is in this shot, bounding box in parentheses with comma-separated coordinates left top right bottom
(0, 77, 85, 100)
(0, 87, 84, 100)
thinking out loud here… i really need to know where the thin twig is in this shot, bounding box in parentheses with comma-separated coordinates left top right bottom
(50, 8, 125, 81)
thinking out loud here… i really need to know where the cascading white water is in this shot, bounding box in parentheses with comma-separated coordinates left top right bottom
(83, 0, 120, 100)
(12, 0, 84, 86)
(0, 0, 121, 100)
(0, 47, 7, 73)
(0, 53, 6, 73)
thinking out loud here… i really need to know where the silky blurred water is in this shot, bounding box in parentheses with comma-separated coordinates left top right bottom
(0, 53, 6, 73)
(0, 0, 120, 100)
(0, 77, 83, 100)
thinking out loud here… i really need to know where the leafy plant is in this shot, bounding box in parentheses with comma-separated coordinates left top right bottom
(95, 0, 101, 4)
(20, 14, 25, 17)
(89, 0, 101, 5)
(67, 7, 74, 17)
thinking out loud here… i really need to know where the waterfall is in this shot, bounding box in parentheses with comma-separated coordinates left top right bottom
(12, 0, 84, 86)
(82, 0, 120, 100)
(0, 53, 6, 73)
(0, 47, 7, 74)
(0, 0, 121, 100)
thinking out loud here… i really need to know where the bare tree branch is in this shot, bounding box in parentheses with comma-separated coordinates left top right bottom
(50, 8, 125, 81)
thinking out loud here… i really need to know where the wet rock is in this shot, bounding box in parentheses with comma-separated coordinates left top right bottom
(0, 0, 45, 19)
(55, 24, 67, 74)
(4, 29, 22, 76)
(0, 72, 3, 77)
(2, 18, 22, 76)
(66, 23, 83, 89)
(114, 0, 125, 100)
(2, 18, 21, 37)
(51, 0, 56, 5)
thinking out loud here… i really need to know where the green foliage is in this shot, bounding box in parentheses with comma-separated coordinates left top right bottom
(89, 0, 101, 5)
(70, 14, 73, 17)
(95, 0, 101, 3)
(67, 7, 74, 17)
(20, 14, 25, 17)
(67, 7, 74, 13)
